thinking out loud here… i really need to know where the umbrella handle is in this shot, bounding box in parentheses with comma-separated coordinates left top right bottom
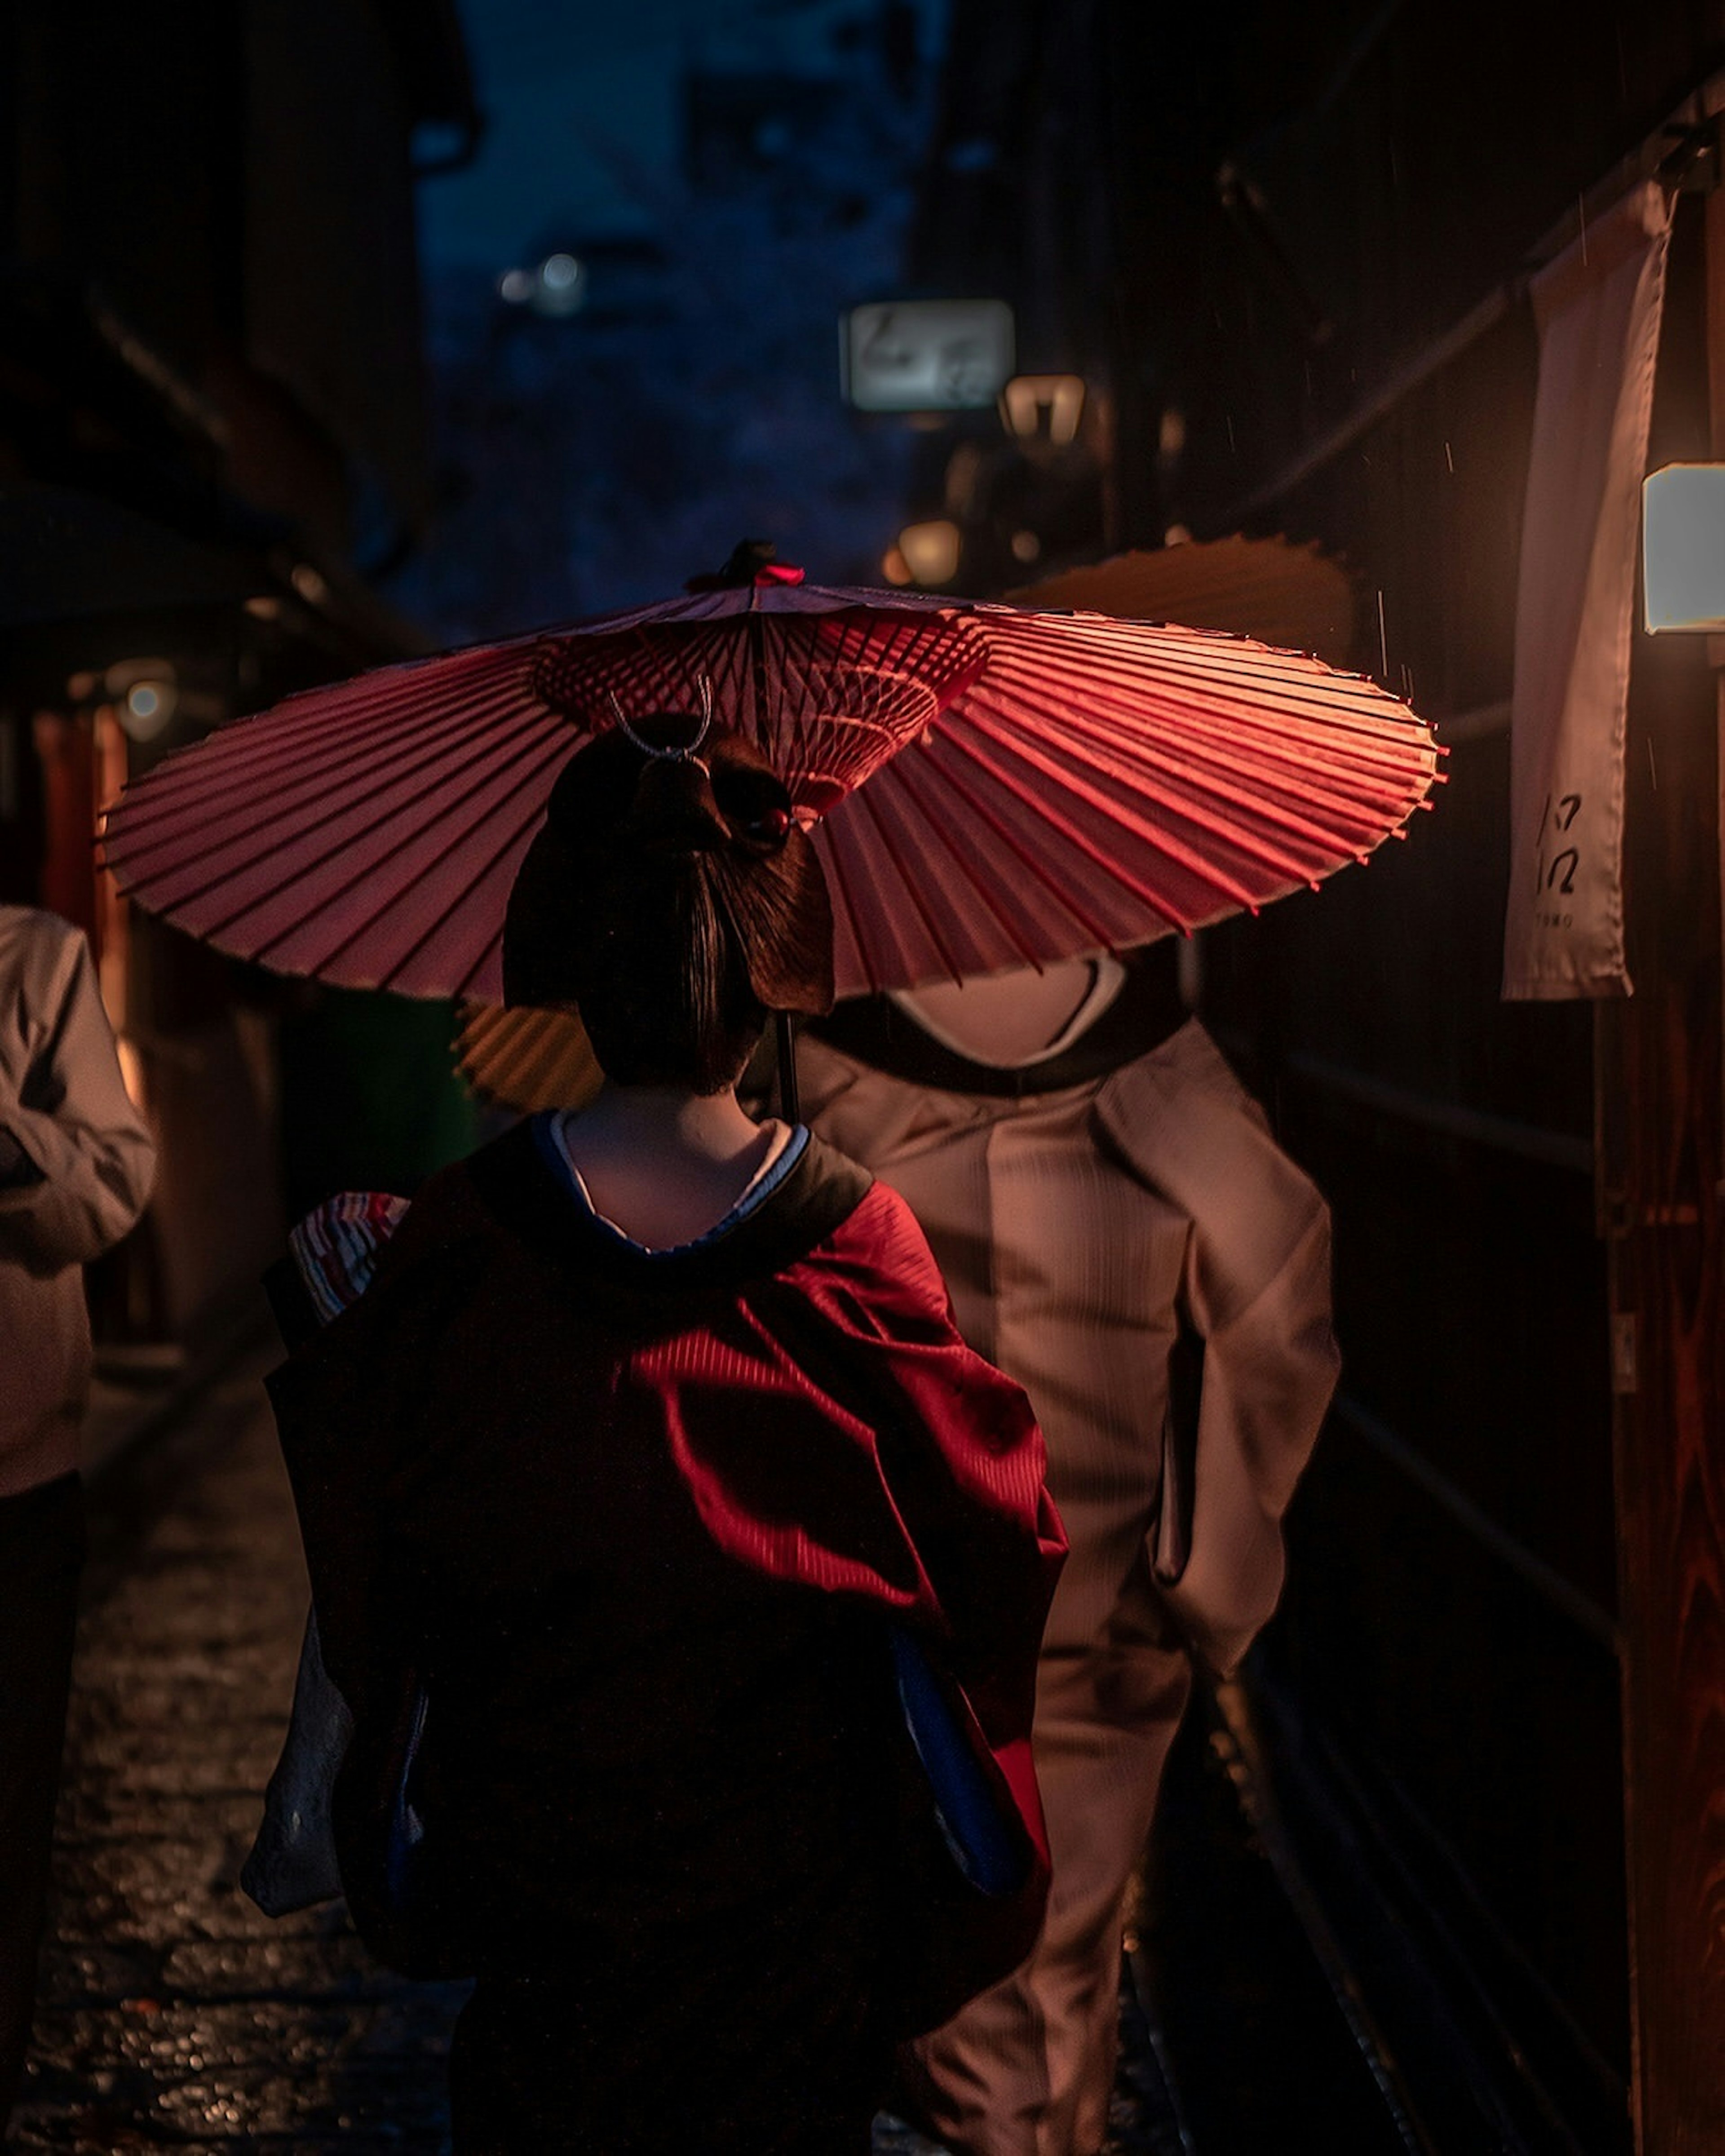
(775, 1009, 801, 1125)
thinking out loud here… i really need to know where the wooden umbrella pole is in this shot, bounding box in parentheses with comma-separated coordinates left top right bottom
(775, 1009, 800, 1124)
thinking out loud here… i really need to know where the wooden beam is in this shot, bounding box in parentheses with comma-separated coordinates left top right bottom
(1601, 181, 1725, 2156)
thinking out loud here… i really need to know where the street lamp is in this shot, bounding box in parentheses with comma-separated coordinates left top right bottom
(1642, 463, 1725, 632)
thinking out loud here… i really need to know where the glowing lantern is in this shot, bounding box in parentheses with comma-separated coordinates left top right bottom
(1642, 463, 1725, 633)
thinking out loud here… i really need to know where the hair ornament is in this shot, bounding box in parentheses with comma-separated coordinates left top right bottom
(608, 678, 714, 770)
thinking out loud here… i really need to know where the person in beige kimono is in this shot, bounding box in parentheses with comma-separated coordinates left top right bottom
(0, 904, 156, 2133)
(798, 940, 1339, 2156)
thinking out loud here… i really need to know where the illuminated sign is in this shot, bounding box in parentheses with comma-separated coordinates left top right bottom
(841, 299, 1015, 413)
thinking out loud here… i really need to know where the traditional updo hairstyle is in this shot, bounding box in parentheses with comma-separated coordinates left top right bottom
(503, 709, 834, 1094)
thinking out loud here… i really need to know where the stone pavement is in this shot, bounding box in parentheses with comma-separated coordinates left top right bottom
(8, 1366, 1177, 2155)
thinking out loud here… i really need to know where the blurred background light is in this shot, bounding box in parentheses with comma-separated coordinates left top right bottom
(532, 252, 587, 317)
(897, 518, 962, 586)
(1000, 373, 1086, 447)
(104, 659, 179, 742)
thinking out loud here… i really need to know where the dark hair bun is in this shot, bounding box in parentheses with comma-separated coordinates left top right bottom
(628, 755, 729, 855)
(504, 720, 834, 1093)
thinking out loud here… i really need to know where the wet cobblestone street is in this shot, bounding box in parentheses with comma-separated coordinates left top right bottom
(8, 1365, 1172, 2155)
(10, 1364, 467, 2153)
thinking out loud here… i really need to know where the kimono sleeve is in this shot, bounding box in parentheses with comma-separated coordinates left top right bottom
(265, 1187, 479, 1726)
(775, 1182, 1067, 1743)
(1097, 1026, 1339, 1678)
(0, 922, 155, 1272)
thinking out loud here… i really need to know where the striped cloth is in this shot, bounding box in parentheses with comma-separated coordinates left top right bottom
(286, 1191, 411, 1324)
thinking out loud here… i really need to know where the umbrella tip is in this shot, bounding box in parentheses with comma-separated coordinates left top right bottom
(686, 539, 801, 592)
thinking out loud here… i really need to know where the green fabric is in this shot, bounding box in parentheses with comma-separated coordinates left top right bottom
(280, 988, 478, 1217)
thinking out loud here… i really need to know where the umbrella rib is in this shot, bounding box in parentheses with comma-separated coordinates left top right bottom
(253, 730, 573, 982)
(847, 781, 973, 987)
(104, 671, 551, 839)
(814, 828, 881, 999)
(1025, 702, 1432, 836)
(872, 754, 1056, 973)
(945, 713, 1294, 906)
(883, 744, 1146, 947)
(984, 615, 1424, 711)
(983, 638, 1435, 756)
(106, 683, 558, 873)
(990, 668, 1439, 795)
(115, 644, 545, 810)
(968, 694, 1428, 861)
(205, 718, 570, 950)
(114, 701, 569, 908)
(983, 646, 1434, 756)
(938, 717, 1256, 916)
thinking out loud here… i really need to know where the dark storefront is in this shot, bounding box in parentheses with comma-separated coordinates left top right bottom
(0, 0, 480, 1357)
(911, 4, 1725, 2147)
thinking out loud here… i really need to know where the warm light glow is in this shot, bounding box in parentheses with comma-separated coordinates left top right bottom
(1000, 374, 1086, 447)
(897, 520, 962, 587)
(1642, 463, 1725, 632)
(881, 546, 914, 586)
(244, 594, 282, 620)
(1158, 407, 1187, 461)
(1010, 529, 1042, 564)
(115, 1034, 147, 1113)
(292, 563, 330, 605)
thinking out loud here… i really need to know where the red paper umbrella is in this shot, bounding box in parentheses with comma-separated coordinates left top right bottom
(101, 569, 1441, 1003)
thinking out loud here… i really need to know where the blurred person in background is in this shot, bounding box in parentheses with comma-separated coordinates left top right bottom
(0, 899, 156, 2134)
(800, 939, 1339, 2156)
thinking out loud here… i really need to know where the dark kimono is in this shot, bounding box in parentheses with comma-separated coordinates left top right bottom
(266, 1120, 1064, 2156)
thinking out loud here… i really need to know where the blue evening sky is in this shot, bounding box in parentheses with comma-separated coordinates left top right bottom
(421, 0, 947, 272)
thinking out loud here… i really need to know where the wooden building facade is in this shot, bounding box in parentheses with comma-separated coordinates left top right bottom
(0, 0, 477, 1350)
(911, 0, 1725, 2145)
(1094, 4, 1725, 2148)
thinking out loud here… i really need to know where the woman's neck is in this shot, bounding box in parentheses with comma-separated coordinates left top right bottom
(573, 1081, 765, 1160)
(555, 1080, 787, 1249)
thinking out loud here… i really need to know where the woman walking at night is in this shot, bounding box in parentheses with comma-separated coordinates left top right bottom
(263, 711, 1065, 2154)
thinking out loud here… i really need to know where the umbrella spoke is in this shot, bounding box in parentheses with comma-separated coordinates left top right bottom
(966, 688, 1429, 856)
(939, 713, 1292, 909)
(104, 684, 567, 875)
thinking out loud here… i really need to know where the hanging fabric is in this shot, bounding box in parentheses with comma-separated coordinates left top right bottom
(1503, 180, 1673, 1000)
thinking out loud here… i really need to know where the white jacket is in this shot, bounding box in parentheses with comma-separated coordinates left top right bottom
(799, 1018, 1338, 1678)
(0, 907, 156, 1493)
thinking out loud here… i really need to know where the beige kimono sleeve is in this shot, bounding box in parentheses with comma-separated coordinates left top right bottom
(0, 912, 156, 1274)
(1096, 1022, 1339, 1678)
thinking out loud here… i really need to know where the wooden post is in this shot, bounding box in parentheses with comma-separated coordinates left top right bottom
(1602, 171, 1725, 2156)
